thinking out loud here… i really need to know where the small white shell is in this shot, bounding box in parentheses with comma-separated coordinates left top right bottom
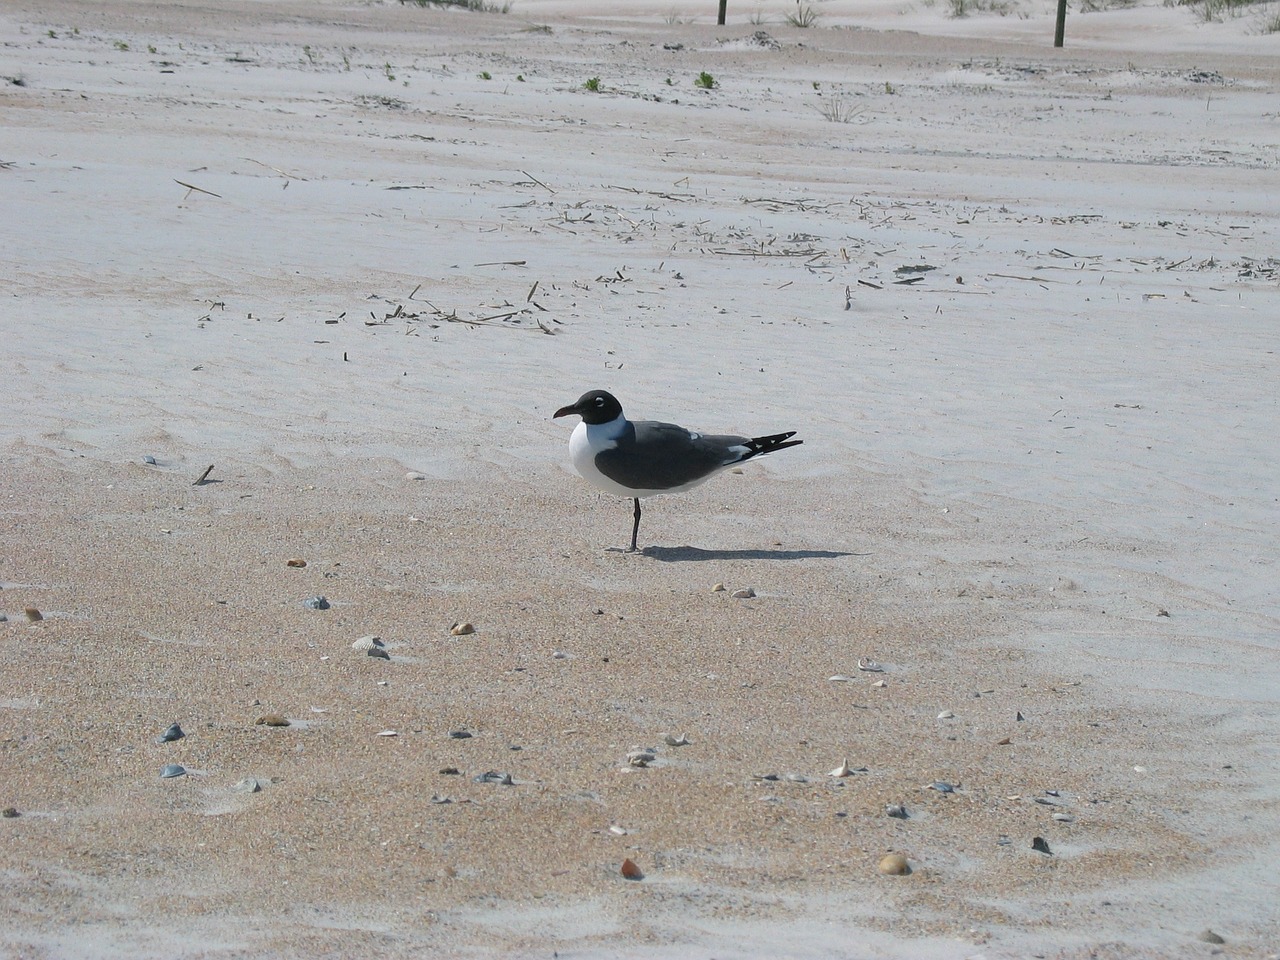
(731, 587, 756, 599)
(663, 733, 690, 747)
(857, 658, 883, 672)
(937, 710, 955, 719)
(352, 635, 385, 651)
(829, 759, 852, 778)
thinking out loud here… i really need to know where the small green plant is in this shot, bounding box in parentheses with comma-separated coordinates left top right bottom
(786, 4, 820, 26)
(384, 62, 396, 81)
(303, 44, 315, 64)
(584, 76, 601, 92)
(884, 80, 896, 94)
(47, 29, 57, 38)
(148, 44, 157, 54)
(695, 70, 717, 89)
(516, 73, 524, 81)
(479, 70, 491, 79)
(665, 77, 674, 86)
(114, 39, 129, 51)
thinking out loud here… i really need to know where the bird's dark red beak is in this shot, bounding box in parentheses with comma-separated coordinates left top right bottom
(553, 402, 578, 419)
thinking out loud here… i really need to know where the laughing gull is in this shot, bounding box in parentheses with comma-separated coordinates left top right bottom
(553, 389, 802, 552)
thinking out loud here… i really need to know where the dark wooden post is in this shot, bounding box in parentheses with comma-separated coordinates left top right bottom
(1054, 0, 1066, 46)
(718, 0, 728, 25)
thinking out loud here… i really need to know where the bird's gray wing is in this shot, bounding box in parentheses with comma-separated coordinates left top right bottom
(593, 420, 747, 491)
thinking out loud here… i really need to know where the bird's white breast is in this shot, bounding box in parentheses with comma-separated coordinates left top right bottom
(567, 416, 637, 498)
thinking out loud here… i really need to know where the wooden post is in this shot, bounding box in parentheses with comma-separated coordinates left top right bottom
(718, 0, 728, 25)
(1054, 0, 1066, 46)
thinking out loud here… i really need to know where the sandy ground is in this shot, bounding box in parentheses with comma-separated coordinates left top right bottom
(2, 0, 1279, 957)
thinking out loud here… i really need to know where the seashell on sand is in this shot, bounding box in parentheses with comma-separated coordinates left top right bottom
(627, 750, 655, 767)
(352, 636, 388, 658)
(286, 558, 307, 568)
(857, 658, 883, 672)
(620, 858, 644, 880)
(937, 710, 955, 719)
(303, 595, 330, 610)
(663, 733, 691, 747)
(731, 587, 756, 599)
(878, 853, 911, 876)
(1, 807, 19, 818)
(23, 606, 43, 622)
(254, 714, 290, 727)
(157, 723, 185, 743)
(450, 621, 475, 636)
(160, 763, 187, 779)
(233, 777, 265, 793)
(711, 583, 726, 592)
(829, 759, 852, 778)
(886, 804, 909, 820)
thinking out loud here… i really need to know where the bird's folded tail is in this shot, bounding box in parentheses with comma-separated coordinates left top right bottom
(741, 431, 802, 461)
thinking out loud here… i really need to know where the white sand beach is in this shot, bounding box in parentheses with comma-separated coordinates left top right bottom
(2, 0, 1278, 956)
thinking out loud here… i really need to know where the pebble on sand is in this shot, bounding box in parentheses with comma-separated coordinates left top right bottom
(286, 558, 307, 568)
(157, 723, 185, 743)
(620, 858, 644, 880)
(2, 807, 19, 818)
(23, 606, 42, 622)
(1197, 929, 1226, 945)
(160, 764, 187, 779)
(254, 714, 290, 727)
(450, 621, 475, 636)
(303, 595, 330, 610)
(731, 587, 756, 599)
(878, 853, 911, 876)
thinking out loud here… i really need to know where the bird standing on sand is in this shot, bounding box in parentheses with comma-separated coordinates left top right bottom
(553, 389, 802, 552)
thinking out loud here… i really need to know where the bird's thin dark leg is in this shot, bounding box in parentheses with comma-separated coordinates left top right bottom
(629, 498, 642, 552)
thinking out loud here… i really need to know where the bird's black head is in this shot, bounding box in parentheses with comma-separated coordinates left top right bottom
(554, 390, 624, 425)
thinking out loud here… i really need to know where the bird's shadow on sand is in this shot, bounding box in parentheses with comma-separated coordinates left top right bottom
(625, 545, 866, 562)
